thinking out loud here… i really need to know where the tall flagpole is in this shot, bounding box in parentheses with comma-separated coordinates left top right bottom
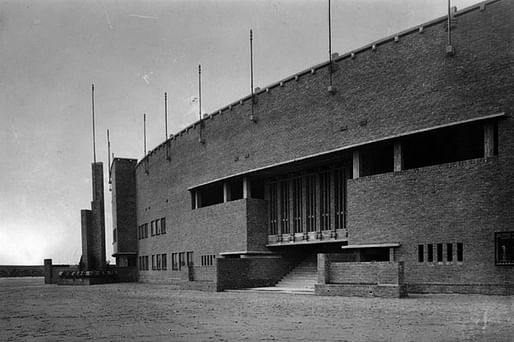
(164, 92, 168, 139)
(328, 0, 333, 89)
(250, 29, 255, 122)
(107, 129, 112, 188)
(91, 83, 96, 163)
(143, 113, 147, 156)
(198, 65, 204, 143)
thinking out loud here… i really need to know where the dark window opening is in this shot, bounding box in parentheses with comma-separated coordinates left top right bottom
(457, 243, 463, 262)
(418, 244, 424, 262)
(172, 253, 178, 270)
(197, 182, 224, 208)
(403, 122, 484, 170)
(496, 232, 514, 265)
(334, 168, 348, 230)
(269, 183, 278, 235)
(361, 142, 394, 177)
(320, 172, 331, 231)
(162, 253, 167, 270)
(447, 243, 453, 262)
(427, 244, 434, 262)
(186, 252, 194, 267)
(179, 252, 185, 269)
(251, 178, 265, 199)
(161, 218, 166, 234)
(359, 248, 389, 262)
(437, 243, 443, 262)
(306, 175, 316, 232)
(228, 178, 243, 201)
(280, 180, 290, 234)
(292, 178, 303, 234)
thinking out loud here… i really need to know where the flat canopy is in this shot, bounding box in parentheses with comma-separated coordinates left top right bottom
(341, 243, 400, 249)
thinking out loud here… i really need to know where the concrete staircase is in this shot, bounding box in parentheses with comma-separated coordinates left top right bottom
(273, 256, 317, 293)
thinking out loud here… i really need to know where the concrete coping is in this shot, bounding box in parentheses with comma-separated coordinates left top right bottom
(341, 243, 400, 249)
(219, 251, 275, 256)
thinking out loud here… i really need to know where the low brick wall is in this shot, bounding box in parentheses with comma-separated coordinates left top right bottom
(316, 254, 407, 297)
(192, 266, 216, 282)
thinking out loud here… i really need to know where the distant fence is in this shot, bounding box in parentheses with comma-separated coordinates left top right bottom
(0, 265, 44, 277)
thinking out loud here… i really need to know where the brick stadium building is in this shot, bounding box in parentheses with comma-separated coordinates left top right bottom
(111, 0, 513, 296)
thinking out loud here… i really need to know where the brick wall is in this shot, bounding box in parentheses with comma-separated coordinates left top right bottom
(131, 1, 514, 286)
(347, 119, 514, 288)
(328, 262, 402, 285)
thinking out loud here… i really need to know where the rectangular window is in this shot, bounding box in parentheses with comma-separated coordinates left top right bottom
(186, 252, 194, 266)
(447, 243, 453, 262)
(418, 244, 424, 262)
(137, 226, 140, 240)
(172, 253, 178, 270)
(145, 256, 149, 270)
(437, 243, 443, 262)
(162, 253, 167, 270)
(319, 172, 331, 231)
(179, 252, 185, 269)
(457, 243, 463, 262)
(156, 219, 161, 235)
(269, 183, 278, 235)
(292, 178, 303, 234)
(427, 244, 434, 262)
(334, 168, 347, 230)
(306, 175, 317, 233)
(156, 254, 161, 270)
(144, 224, 148, 239)
(151, 221, 155, 236)
(161, 218, 166, 234)
(151, 255, 155, 270)
(496, 232, 514, 265)
(280, 180, 290, 234)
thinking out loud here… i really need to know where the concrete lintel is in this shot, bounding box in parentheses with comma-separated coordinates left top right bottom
(341, 243, 400, 250)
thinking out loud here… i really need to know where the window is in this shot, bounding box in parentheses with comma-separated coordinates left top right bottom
(179, 252, 185, 269)
(161, 218, 166, 234)
(437, 244, 443, 262)
(144, 224, 148, 239)
(172, 253, 178, 270)
(457, 243, 463, 262)
(269, 183, 278, 235)
(447, 243, 453, 262)
(496, 232, 514, 265)
(418, 245, 424, 262)
(280, 181, 290, 234)
(427, 244, 434, 262)
(201, 254, 216, 266)
(156, 219, 161, 235)
(162, 253, 167, 270)
(320, 172, 331, 231)
(156, 254, 161, 270)
(151, 221, 155, 236)
(334, 168, 347, 230)
(292, 178, 303, 234)
(113, 228, 117, 243)
(186, 252, 194, 267)
(145, 256, 149, 270)
(151, 255, 155, 270)
(306, 175, 316, 232)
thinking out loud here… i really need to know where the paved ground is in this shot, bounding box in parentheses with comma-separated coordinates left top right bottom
(1, 277, 513, 341)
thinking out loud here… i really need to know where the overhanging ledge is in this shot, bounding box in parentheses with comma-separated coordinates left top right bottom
(341, 243, 400, 249)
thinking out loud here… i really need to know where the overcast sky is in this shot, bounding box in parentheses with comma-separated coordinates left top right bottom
(0, 0, 479, 265)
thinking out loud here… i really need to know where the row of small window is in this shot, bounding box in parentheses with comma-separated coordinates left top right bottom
(138, 252, 193, 271)
(418, 243, 463, 263)
(137, 218, 166, 240)
(201, 254, 216, 266)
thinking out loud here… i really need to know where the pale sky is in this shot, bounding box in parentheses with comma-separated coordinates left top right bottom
(0, 0, 479, 265)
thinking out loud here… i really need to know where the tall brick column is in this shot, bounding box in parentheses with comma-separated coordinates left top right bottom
(91, 162, 106, 271)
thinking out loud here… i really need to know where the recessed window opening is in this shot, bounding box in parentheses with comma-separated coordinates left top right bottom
(437, 243, 443, 262)
(359, 248, 389, 262)
(447, 243, 453, 262)
(457, 243, 464, 262)
(418, 244, 424, 262)
(198, 182, 224, 208)
(334, 167, 348, 230)
(427, 244, 434, 262)
(292, 178, 303, 234)
(306, 175, 317, 232)
(269, 182, 278, 235)
(403, 122, 485, 170)
(280, 180, 290, 234)
(496, 232, 514, 265)
(361, 142, 394, 177)
(251, 178, 265, 199)
(228, 178, 243, 201)
(320, 172, 331, 231)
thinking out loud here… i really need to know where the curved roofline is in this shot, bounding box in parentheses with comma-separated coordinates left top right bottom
(137, 0, 501, 168)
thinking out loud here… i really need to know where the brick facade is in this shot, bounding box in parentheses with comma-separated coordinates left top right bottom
(116, 0, 514, 294)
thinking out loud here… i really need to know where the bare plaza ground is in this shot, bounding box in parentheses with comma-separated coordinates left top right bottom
(1, 278, 513, 341)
